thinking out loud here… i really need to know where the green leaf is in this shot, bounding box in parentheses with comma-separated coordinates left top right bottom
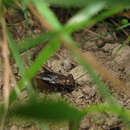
(17, 32, 54, 54)
(21, 0, 29, 36)
(8, 98, 83, 122)
(8, 29, 36, 98)
(31, 0, 62, 31)
(40, 122, 49, 130)
(43, 0, 130, 8)
(66, 2, 105, 33)
(82, 104, 130, 127)
(4, 0, 18, 8)
(65, 7, 122, 33)
(7, 29, 26, 76)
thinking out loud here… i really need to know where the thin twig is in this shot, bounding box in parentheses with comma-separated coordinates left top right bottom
(0, 17, 10, 130)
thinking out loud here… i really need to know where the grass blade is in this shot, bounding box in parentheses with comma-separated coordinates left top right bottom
(8, 29, 36, 98)
(43, 0, 130, 8)
(8, 98, 83, 122)
(17, 32, 57, 54)
(82, 104, 130, 127)
(7, 29, 26, 76)
(65, 7, 123, 33)
(66, 2, 105, 33)
(30, 0, 62, 31)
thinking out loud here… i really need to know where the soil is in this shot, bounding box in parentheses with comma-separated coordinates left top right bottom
(0, 7, 130, 130)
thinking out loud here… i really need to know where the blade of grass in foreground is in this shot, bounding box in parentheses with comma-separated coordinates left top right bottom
(82, 104, 130, 127)
(66, 1, 105, 33)
(65, 7, 122, 34)
(17, 32, 56, 54)
(7, 29, 36, 98)
(30, 0, 63, 31)
(7, 29, 26, 76)
(21, 1, 29, 36)
(8, 98, 83, 122)
(43, 0, 130, 8)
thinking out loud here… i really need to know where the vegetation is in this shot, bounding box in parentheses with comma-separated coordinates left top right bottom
(0, 0, 130, 129)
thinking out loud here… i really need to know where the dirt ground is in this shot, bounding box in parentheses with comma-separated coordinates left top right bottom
(0, 8, 130, 130)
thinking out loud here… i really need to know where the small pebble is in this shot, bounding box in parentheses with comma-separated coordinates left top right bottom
(80, 119, 90, 130)
(10, 125, 18, 130)
(63, 59, 72, 71)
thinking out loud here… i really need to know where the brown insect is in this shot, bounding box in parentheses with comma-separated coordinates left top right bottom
(35, 67, 75, 92)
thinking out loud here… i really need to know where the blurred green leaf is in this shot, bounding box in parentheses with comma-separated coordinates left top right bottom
(8, 98, 83, 122)
(4, 0, 18, 8)
(66, 2, 105, 33)
(17, 32, 57, 54)
(82, 104, 130, 125)
(43, 0, 130, 8)
(31, 0, 63, 31)
(65, 7, 122, 33)
(40, 122, 49, 130)
(7, 29, 26, 76)
(15, 31, 63, 60)
(21, 0, 29, 36)
(8, 29, 36, 98)
(9, 89, 18, 104)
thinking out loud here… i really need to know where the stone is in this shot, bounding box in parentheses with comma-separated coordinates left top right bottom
(112, 45, 130, 67)
(72, 90, 84, 98)
(96, 39, 105, 48)
(102, 43, 119, 53)
(70, 66, 91, 85)
(80, 119, 90, 130)
(82, 85, 96, 97)
(10, 125, 18, 130)
(63, 59, 73, 71)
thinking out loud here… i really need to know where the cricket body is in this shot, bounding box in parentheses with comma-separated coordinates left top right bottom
(36, 71, 75, 92)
